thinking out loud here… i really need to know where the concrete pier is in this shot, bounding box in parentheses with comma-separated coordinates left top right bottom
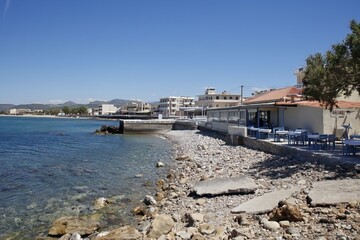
(119, 119, 176, 134)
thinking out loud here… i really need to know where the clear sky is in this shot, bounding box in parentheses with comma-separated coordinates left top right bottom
(0, 0, 359, 105)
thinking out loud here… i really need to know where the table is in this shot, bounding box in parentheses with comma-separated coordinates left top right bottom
(248, 127, 259, 138)
(274, 130, 288, 142)
(343, 139, 360, 155)
(258, 128, 272, 139)
(307, 134, 319, 149)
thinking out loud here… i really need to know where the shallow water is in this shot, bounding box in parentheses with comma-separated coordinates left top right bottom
(0, 116, 172, 238)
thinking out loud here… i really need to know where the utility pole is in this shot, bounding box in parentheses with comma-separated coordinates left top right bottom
(240, 85, 244, 105)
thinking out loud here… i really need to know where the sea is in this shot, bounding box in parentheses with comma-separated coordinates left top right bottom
(0, 116, 173, 239)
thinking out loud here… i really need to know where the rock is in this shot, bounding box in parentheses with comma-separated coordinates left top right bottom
(144, 195, 157, 205)
(49, 214, 101, 236)
(133, 206, 146, 216)
(279, 220, 290, 228)
(95, 225, 142, 240)
(59, 234, 72, 240)
(192, 233, 206, 240)
(234, 213, 251, 226)
(198, 223, 215, 235)
(262, 219, 280, 231)
(69, 233, 81, 240)
(203, 212, 216, 222)
(138, 221, 151, 233)
(93, 197, 109, 210)
(148, 214, 175, 239)
(176, 230, 192, 239)
(195, 199, 207, 205)
(157, 162, 165, 167)
(176, 155, 191, 161)
(269, 204, 304, 222)
(155, 191, 165, 202)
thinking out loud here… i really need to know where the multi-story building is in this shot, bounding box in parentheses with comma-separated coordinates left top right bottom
(121, 102, 152, 114)
(195, 88, 241, 109)
(99, 104, 117, 115)
(158, 96, 195, 116)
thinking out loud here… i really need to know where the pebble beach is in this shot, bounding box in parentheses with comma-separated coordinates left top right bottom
(41, 129, 360, 240)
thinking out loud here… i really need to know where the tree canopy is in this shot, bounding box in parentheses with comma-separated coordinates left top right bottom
(303, 20, 360, 110)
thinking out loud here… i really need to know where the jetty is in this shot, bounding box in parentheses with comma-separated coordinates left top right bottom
(119, 119, 176, 134)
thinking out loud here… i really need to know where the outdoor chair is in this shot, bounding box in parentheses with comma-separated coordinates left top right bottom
(327, 134, 336, 150)
(295, 131, 308, 145)
(317, 134, 328, 150)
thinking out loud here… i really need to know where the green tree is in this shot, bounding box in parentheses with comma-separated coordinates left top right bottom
(62, 106, 71, 115)
(77, 106, 88, 115)
(303, 20, 360, 110)
(47, 108, 60, 115)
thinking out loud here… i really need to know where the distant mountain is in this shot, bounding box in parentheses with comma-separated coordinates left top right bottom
(0, 104, 15, 112)
(15, 104, 52, 110)
(0, 99, 142, 112)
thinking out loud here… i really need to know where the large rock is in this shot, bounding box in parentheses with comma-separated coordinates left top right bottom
(307, 179, 360, 206)
(148, 214, 174, 239)
(231, 186, 301, 214)
(95, 225, 142, 240)
(193, 175, 258, 196)
(48, 214, 101, 236)
(269, 204, 304, 222)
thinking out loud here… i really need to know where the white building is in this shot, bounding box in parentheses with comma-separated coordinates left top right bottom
(195, 88, 241, 109)
(99, 104, 117, 115)
(158, 96, 195, 117)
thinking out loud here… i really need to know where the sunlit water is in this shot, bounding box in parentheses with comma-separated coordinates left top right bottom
(0, 116, 172, 238)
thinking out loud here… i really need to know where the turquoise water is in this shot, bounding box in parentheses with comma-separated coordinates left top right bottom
(0, 116, 172, 238)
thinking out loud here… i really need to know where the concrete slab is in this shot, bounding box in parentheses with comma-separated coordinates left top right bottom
(308, 179, 360, 206)
(193, 175, 257, 196)
(231, 186, 301, 214)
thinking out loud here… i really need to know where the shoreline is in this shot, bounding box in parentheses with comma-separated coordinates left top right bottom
(35, 129, 359, 239)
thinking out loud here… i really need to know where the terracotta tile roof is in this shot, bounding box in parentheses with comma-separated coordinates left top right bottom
(244, 86, 302, 104)
(276, 100, 360, 109)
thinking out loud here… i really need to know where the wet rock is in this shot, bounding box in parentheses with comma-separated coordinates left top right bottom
(93, 197, 110, 210)
(144, 195, 157, 205)
(157, 162, 165, 167)
(133, 206, 146, 216)
(49, 214, 101, 236)
(148, 214, 175, 239)
(95, 225, 142, 240)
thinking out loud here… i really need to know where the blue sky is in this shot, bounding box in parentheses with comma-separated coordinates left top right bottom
(0, 0, 359, 104)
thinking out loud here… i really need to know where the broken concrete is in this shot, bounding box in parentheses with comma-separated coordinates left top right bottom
(231, 186, 301, 214)
(307, 179, 360, 206)
(193, 175, 257, 196)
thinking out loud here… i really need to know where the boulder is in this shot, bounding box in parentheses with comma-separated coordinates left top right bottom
(148, 214, 175, 239)
(269, 204, 304, 222)
(48, 214, 101, 236)
(95, 225, 142, 240)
